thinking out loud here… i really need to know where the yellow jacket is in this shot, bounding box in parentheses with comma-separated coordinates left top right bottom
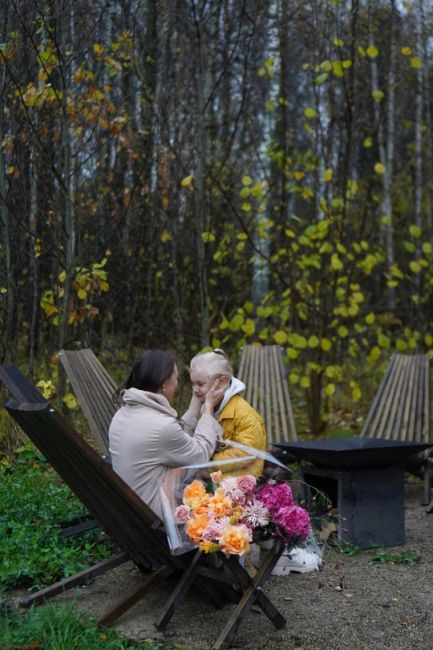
(212, 394, 267, 478)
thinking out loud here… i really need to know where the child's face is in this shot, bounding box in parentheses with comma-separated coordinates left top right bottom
(190, 371, 228, 400)
(190, 371, 214, 400)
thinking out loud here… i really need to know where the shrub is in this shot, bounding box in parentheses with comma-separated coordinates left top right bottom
(0, 447, 113, 589)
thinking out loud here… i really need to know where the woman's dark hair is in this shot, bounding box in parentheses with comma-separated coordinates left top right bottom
(124, 349, 176, 393)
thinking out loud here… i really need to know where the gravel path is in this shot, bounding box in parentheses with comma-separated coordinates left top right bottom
(11, 476, 433, 649)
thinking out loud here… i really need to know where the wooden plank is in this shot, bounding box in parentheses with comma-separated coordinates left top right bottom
(360, 355, 399, 438)
(59, 349, 117, 457)
(375, 355, 406, 439)
(19, 552, 129, 607)
(263, 346, 272, 437)
(278, 349, 297, 443)
(384, 355, 411, 441)
(272, 346, 289, 442)
(237, 345, 297, 445)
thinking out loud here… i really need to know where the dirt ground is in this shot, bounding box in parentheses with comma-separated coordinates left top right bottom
(9, 476, 433, 650)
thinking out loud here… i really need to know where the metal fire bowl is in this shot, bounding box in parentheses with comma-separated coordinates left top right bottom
(274, 436, 432, 470)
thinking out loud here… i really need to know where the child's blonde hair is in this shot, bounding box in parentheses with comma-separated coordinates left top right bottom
(189, 348, 233, 379)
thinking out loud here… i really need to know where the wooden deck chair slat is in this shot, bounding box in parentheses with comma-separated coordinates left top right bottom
(64, 352, 110, 429)
(263, 346, 272, 435)
(399, 355, 421, 442)
(374, 355, 407, 439)
(272, 345, 292, 442)
(415, 355, 429, 442)
(59, 349, 117, 457)
(360, 353, 432, 508)
(277, 348, 297, 442)
(238, 345, 297, 445)
(422, 356, 430, 443)
(382, 355, 411, 440)
(269, 346, 284, 441)
(402, 355, 422, 441)
(414, 356, 424, 441)
(252, 346, 260, 413)
(359, 355, 399, 438)
(61, 348, 117, 422)
(392, 356, 411, 439)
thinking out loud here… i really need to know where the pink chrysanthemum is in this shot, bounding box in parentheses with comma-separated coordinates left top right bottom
(236, 474, 257, 494)
(202, 521, 225, 541)
(274, 504, 310, 541)
(256, 482, 293, 514)
(243, 499, 270, 528)
(174, 504, 192, 523)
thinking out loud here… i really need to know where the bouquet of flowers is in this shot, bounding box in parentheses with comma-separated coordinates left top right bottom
(173, 471, 311, 557)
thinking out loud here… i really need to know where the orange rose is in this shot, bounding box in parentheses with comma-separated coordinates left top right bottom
(210, 471, 223, 484)
(183, 480, 206, 505)
(219, 524, 251, 556)
(208, 492, 232, 518)
(191, 497, 210, 517)
(185, 514, 209, 544)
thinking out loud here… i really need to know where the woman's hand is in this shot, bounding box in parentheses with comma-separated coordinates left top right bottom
(189, 392, 205, 417)
(203, 377, 227, 415)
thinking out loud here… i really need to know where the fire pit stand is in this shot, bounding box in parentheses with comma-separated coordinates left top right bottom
(301, 464, 404, 548)
(275, 437, 432, 549)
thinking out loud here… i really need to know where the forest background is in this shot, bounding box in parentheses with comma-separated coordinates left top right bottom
(1, 0, 433, 437)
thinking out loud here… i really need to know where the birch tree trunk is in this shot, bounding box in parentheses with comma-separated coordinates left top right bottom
(194, 3, 211, 347)
(0, 6, 14, 362)
(419, 0, 433, 234)
(414, 0, 424, 274)
(59, 0, 76, 350)
(28, 135, 39, 373)
(369, 0, 396, 311)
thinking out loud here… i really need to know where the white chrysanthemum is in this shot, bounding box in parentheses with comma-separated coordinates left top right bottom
(244, 499, 270, 527)
(221, 477, 245, 503)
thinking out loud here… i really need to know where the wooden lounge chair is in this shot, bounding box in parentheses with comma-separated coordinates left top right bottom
(237, 345, 297, 445)
(59, 348, 117, 459)
(359, 353, 432, 508)
(2, 370, 286, 649)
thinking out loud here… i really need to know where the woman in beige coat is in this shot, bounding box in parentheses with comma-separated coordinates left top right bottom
(109, 349, 226, 519)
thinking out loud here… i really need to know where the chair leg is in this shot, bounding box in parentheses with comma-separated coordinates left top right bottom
(19, 552, 129, 608)
(99, 564, 176, 626)
(154, 550, 203, 631)
(211, 543, 286, 650)
(423, 463, 431, 506)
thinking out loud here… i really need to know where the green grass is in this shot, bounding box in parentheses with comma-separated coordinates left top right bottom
(371, 549, 422, 566)
(0, 446, 114, 590)
(0, 602, 164, 649)
(0, 448, 178, 650)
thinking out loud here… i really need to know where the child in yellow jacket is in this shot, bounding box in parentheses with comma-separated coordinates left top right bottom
(189, 349, 267, 477)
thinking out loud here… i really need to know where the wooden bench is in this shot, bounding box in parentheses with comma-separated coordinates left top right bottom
(237, 345, 297, 445)
(359, 353, 432, 507)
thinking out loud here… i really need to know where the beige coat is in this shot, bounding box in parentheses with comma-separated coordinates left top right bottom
(108, 388, 221, 519)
